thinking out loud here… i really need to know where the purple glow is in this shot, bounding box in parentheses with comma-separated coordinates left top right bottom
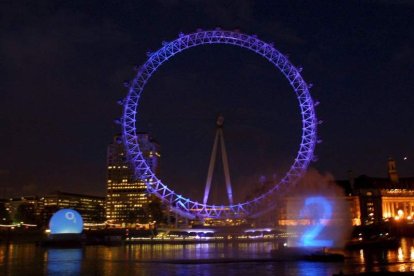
(122, 29, 318, 219)
(244, 228, 274, 233)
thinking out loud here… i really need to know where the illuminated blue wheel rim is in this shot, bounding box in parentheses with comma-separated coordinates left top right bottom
(122, 29, 318, 219)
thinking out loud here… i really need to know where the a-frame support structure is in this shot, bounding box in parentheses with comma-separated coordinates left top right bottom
(203, 115, 234, 206)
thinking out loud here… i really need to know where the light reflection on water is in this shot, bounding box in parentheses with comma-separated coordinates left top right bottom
(2, 239, 414, 275)
(46, 249, 82, 275)
(346, 238, 414, 274)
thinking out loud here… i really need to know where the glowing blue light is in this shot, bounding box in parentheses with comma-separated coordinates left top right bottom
(49, 209, 84, 234)
(300, 196, 333, 247)
(47, 249, 82, 274)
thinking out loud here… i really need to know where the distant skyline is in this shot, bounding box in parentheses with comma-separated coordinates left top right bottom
(1, 1, 413, 199)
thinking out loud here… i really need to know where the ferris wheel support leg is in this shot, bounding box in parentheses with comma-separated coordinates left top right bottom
(203, 130, 219, 205)
(219, 129, 234, 205)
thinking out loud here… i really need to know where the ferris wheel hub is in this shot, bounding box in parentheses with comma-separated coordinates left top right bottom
(216, 114, 224, 127)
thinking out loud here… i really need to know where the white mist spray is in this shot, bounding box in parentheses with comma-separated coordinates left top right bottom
(285, 169, 353, 249)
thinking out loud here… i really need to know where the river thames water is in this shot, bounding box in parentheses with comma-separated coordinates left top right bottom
(2, 239, 414, 275)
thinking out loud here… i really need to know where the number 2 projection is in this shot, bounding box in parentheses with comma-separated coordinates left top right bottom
(299, 196, 333, 247)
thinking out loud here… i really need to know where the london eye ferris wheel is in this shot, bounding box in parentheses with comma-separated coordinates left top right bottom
(121, 29, 318, 220)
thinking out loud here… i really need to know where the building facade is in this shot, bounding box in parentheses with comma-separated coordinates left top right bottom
(106, 133, 160, 226)
(4, 192, 105, 226)
(348, 158, 414, 225)
(42, 191, 105, 225)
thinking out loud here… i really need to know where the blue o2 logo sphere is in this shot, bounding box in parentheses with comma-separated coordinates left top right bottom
(49, 209, 84, 234)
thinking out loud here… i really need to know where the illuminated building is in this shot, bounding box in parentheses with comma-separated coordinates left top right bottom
(4, 192, 105, 226)
(106, 133, 160, 226)
(275, 158, 414, 227)
(346, 195, 361, 226)
(356, 187, 382, 225)
(42, 191, 105, 224)
(277, 195, 356, 227)
(381, 189, 414, 220)
(348, 158, 414, 225)
(244, 177, 360, 227)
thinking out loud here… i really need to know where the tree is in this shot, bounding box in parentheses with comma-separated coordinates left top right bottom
(0, 202, 11, 224)
(41, 205, 59, 227)
(14, 203, 38, 224)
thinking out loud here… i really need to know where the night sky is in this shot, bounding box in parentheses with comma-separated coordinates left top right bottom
(1, 1, 413, 201)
